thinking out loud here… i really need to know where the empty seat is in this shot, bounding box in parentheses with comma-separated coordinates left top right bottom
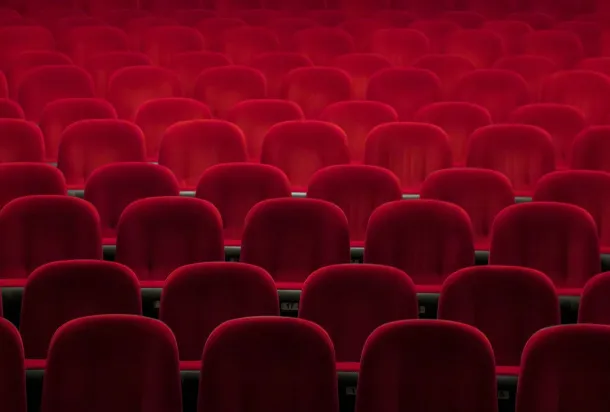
(266, 17, 318, 50)
(339, 19, 385, 53)
(414, 102, 492, 166)
(158, 120, 247, 189)
(222, 26, 279, 65)
(446, 29, 506, 68)
(63, 26, 128, 66)
(196, 17, 246, 51)
(260, 120, 350, 191)
(0, 26, 54, 72)
(489, 202, 600, 294)
(524, 30, 584, 69)
(482, 20, 533, 55)
(57, 119, 146, 189)
(0, 99, 23, 119)
(141, 26, 204, 67)
(41, 315, 182, 412)
(134, 98, 212, 161)
(364, 200, 474, 292)
(84, 163, 180, 243)
(116, 197, 224, 286)
(413, 54, 476, 99)
(299, 264, 418, 369)
(370, 29, 429, 66)
(0, 196, 101, 285)
(571, 126, 610, 171)
(355, 320, 497, 412)
(410, 19, 460, 53)
(226, 99, 304, 161)
(86, 51, 152, 98)
(39, 98, 117, 162)
(506, 11, 555, 30)
(420, 168, 514, 250)
(169, 51, 231, 97)
(555, 21, 602, 58)
(241, 198, 350, 289)
(281, 67, 352, 119)
(0, 318, 25, 412)
(439, 266, 559, 374)
(308, 165, 402, 243)
(20, 260, 141, 361)
(251, 52, 313, 99)
(8, 50, 73, 98)
(107, 66, 182, 121)
(466, 125, 556, 196)
(18, 66, 95, 122)
(160, 262, 279, 363)
(194, 66, 266, 119)
(578, 57, 610, 76)
(332, 53, 392, 100)
(196, 163, 291, 244)
(364, 123, 452, 193)
(124, 16, 178, 50)
(0, 119, 44, 163)
(541, 70, 610, 125)
(579, 272, 610, 324)
(0, 163, 65, 210)
(294, 27, 354, 65)
(510, 104, 587, 168)
(494, 55, 558, 100)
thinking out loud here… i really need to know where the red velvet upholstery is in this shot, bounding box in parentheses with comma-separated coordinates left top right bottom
(41, 315, 182, 412)
(556, 21, 602, 57)
(482, 20, 533, 54)
(198, 317, 338, 412)
(85, 51, 152, 98)
(196, 17, 247, 52)
(0, 318, 26, 412)
(410, 20, 460, 53)
(265, 18, 317, 51)
(0, 26, 54, 72)
(299, 264, 418, 364)
(240, 198, 350, 289)
(251, 52, 313, 98)
(443, 11, 486, 28)
(413, 54, 476, 99)
(339, 20, 386, 54)
(222, 27, 279, 65)
(577, 57, 610, 76)
(8, 51, 72, 98)
(371, 29, 429, 66)
(62, 26, 128, 66)
(0, 119, 44, 163)
(116, 197, 224, 284)
(169, 51, 230, 97)
(438, 266, 559, 370)
(489, 202, 600, 294)
(0, 99, 24, 119)
(0, 163, 65, 209)
(294, 27, 354, 65)
(571, 126, 610, 171)
(21, 260, 141, 359)
(124, 17, 178, 50)
(446, 29, 505, 68)
(579, 272, 610, 323)
(355, 320, 497, 412)
(524, 30, 584, 68)
(332, 54, 392, 100)
(160, 262, 279, 361)
(494, 55, 557, 100)
(141, 26, 204, 66)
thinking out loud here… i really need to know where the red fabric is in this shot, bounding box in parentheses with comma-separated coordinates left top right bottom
(443, 11, 485, 28)
(466, 124, 556, 196)
(571, 126, 610, 171)
(302, 10, 347, 27)
(373, 10, 416, 28)
(414, 102, 491, 166)
(0, 119, 44, 162)
(446, 29, 506, 68)
(265, 17, 317, 49)
(21, 260, 141, 359)
(364, 200, 474, 290)
(506, 12, 555, 29)
(0, 318, 26, 412)
(8, 50, 72, 98)
(168, 51, 230, 97)
(489, 202, 600, 291)
(141, 26, 204, 66)
(116, 197, 224, 281)
(57, 119, 146, 188)
(0, 99, 24, 119)
(160, 262, 279, 360)
(410, 20, 460, 53)
(134, 98, 211, 160)
(226, 99, 304, 161)
(0, 163, 66, 209)
(107, 66, 182, 120)
(260, 120, 350, 191)
(355, 320, 497, 412)
(332, 53, 392, 100)
(393, 0, 455, 17)
(62, 26, 128, 66)
(84, 163, 179, 241)
(193, 66, 266, 118)
(366, 68, 442, 121)
(294, 27, 355, 65)
(221, 27, 279, 65)
(364, 122, 452, 193)
(579, 272, 610, 323)
(555, 21, 602, 57)
(89, 0, 139, 14)
(39, 98, 117, 162)
(251, 52, 313, 98)
(281, 67, 352, 119)
(370, 29, 429, 66)
(420, 168, 514, 250)
(482, 20, 533, 55)
(158, 119, 247, 189)
(413, 54, 476, 99)
(299, 264, 418, 362)
(240, 198, 350, 287)
(577, 57, 610, 76)
(42, 315, 182, 412)
(339, 19, 386, 53)
(494, 55, 557, 100)
(233, 10, 286, 26)
(124, 16, 178, 50)
(516, 324, 610, 412)
(198, 317, 338, 412)
(438, 265, 559, 367)
(0, 26, 54, 72)
(0, 195, 102, 280)
(85, 51, 152, 97)
(524, 30, 584, 68)
(195, 17, 246, 52)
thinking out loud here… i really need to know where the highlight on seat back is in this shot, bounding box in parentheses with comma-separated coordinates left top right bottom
(116, 197, 224, 284)
(141, 26, 204, 66)
(0, 163, 65, 210)
(308, 165, 402, 243)
(0, 99, 24, 119)
(260, 120, 350, 191)
(0, 318, 26, 412)
(299, 264, 418, 367)
(8, 51, 73, 99)
(420, 168, 514, 250)
(41, 315, 182, 412)
(524, 30, 584, 69)
(355, 320, 497, 412)
(509, 104, 586, 168)
(0, 119, 44, 163)
(39, 98, 118, 162)
(196, 163, 291, 244)
(534, 170, 610, 253)
(482, 20, 533, 55)
(332, 53, 392, 100)
(413, 54, 476, 99)
(516, 324, 610, 412)
(169, 51, 231, 97)
(438, 266, 559, 373)
(85, 51, 152, 98)
(62, 26, 129, 66)
(17, 66, 95, 122)
(579, 272, 610, 324)
(370, 29, 429, 67)
(294, 27, 355, 65)
(198, 317, 338, 412)
(0, 26, 55, 72)
(366, 68, 442, 121)
(84, 162, 180, 243)
(446, 29, 506, 68)
(414, 102, 491, 166)
(134, 98, 212, 161)
(240, 198, 350, 289)
(57, 119, 146, 189)
(0, 195, 102, 284)
(158, 119, 247, 190)
(494, 55, 558, 100)
(466, 124, 556, 196)
(20, 260, 141, 360)
(489, 202, 600, 295)
(226, 99, 304, 161)
(251, 52, 313, 99)
(160, 262, 279, 362)
(571, 126, 610, 172)
(221, 26, 279, 65)
(364, 122, 452, 193)
(577, 57, 610, 77)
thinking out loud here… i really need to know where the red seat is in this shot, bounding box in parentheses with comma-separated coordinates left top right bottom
(482, 20, 533, 55)
(373, 10, 415, 28)
(494, 55, 557, 100)
(577, 57, 610, 76)
(571, 126, 610, 171)
(141, 26, 204, 66)
(62, 26, 128, 66)
(89, 0, 139, 15)
(410, 19, 460, 53)
(265, 17, 318, 50)
(506, 11, 555, 29)
(446, 29, 505, 68)
(0, 163, 66, 210)
(302, 10, 347, 27)
(0, 119, 44, 163)
(394, 0, 455, 17)
(413, 54, 476, 99)
(124, 16, 177, 50)
(0, 318, 25, 412)
(339, 19, 385, 53)
(85, 51, 152, 98)
(221, 26, 279, 65)
(8, 51, 72, 99)
(251, 52, 313, 99)
(579, 273, 610, 323)
(0, 99, 23, 119)
(555, 21, 602, 57)
(233, 9, 285, 26)
(0, 26, 54, 72)
(524, 30, 584, 69)
(169, 51, 230, 98)
(171, 9, 216, 27)
(196, 17, 246, 52)
(294, 27, 354, 65)
(442, 11, 486, 28)
(332, 53, 392, 100)
(370, 28, 429, 66)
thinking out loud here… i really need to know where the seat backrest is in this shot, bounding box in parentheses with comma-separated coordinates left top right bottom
(141, 26, 204, 66)
(0, 318, 25, 412)
(446, 29, 506, 68)
(63, 26, 128, 66)
(0, 26, 55, 72)
(413, 54, 476, 99)
(332, 53, 392, 100)
(8, 50, 73, 98)
(494, 55, 558, 100)
(0, 119, 44, 163)
(251, 52, 313, 99)
(524, 30, 584, 68)
(0, 163, 66, 210)
(579, 273, 610, 324)
(370, 28, 429, 66)
(221, 26, 279, 65)
(85, 51, 152, 98)
(294, 27, 355, 65)
(571, 126, 610, 172)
